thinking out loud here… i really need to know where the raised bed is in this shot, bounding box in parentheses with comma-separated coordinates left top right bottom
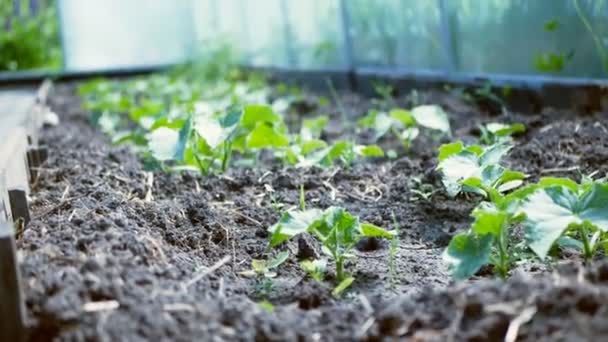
(12, 77, 608, 341)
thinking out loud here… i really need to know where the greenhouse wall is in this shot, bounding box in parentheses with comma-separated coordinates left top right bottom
(2, 0, 607, 82)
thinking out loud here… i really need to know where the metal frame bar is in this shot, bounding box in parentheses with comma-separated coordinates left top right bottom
(279, 0, 297, 67)
(437, 0, 457, 73)
(339, 0, 355, 70)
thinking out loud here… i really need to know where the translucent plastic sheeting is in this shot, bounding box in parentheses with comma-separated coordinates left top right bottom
(59, 0, 196, 71)
(285, 0, 346, 69)
(345, 0, 446, 70)
(195, 0, 289, 67)
(448, 0, 608, 78)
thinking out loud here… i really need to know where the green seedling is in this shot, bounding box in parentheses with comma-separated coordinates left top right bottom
(388, 211, 400, 289)
(239, 251, 290, 278)
(268, 207, 394, 284)
(443, 180, 537, 280)
(436, 141, 525, 198)
(409, 176, 438, 202)
(357, 105, 451, 150)
(300, 259, 327, 282)
(285, 139, 384, 169)
(519, 178, 608, 261)
(479, 122, 526, 145)
(258, 300, 275, 312)
(372, 83, 395, 107)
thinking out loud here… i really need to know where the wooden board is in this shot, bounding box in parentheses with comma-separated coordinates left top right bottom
(0, 222, 25, 341)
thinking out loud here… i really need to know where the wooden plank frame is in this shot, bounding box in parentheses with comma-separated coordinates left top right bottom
(0, 80, 52, 342)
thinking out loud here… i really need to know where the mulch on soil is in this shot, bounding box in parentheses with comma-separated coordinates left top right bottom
(19, 83, 608, 341)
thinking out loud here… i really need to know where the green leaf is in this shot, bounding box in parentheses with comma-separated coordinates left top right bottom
(300, 259, 327, 282)
(146, 127, 179, 161)
(538, 177, 579, 192)
(520, 186, 582, 259)
(437, 151, 481, 197)
(317, 207, 360, 251)
(361, 223, 395, 239)
(443, 232, 493, 280)
(470, 207, 507, 237)
(355, 145, 384, 157)
(302, 116, 329, 140)
(301, 139, 328, 155)
(411, 105, 451, 133)
(389, 108, 416, 127)
(357, 110, 378, 128)
(267, 251, 290, 269)
(438, 141, 464, 162)
(174, 115, 192, 161)
(194, 115, 230, 149)
(247, 123, 289, 149)
(268, 209, 323, 247)
(219, 109, 242, 128)
(479, 143, 512, 166)
(258, 300, 275, 312)
(332, 276, 355, 297)
(544, 19, 560, 32)
(241, 105, 280, 129)
(578, 183, 608, 231)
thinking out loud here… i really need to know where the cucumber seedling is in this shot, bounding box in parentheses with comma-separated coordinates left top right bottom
(443, 186, 533, 280)
(519, 178, 608, 262)
(357, 105, 451, 150)
(436, 141, 525, 198)
(267, 207, 394, 288)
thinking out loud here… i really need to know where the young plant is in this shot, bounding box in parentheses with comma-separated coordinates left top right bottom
(357, 105, 451, 149)
(286, 139, 384, 169)
(300, 259, 327, 282)
(239, 251, 290, 278)
(443, 182, 536, 279)
(519, 178, 608, 261)
(478, 122, 526, 145)
(436, 141, 525, 198)
(267, 207, 394, 283)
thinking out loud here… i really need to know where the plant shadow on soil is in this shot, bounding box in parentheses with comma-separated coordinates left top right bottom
(19, 83, 608, 341)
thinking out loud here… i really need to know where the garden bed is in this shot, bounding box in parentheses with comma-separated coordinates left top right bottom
(20, 81, 608, 341)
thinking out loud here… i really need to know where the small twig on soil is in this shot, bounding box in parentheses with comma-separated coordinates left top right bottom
(33, 190, 98, 220)
(185, 255, 231, 289)
(226, 208, 262, 226)
(111, 174, 130, 184)
(257, 171, 272, 183)
(218, 277, 225, 298)
(504, 306, 537, 342)
(540, 166, 579, 174)
(83, 300, 120, 312)
(163, 303, 195, 312)
(144, 172, 154, 202)
(67, 209, 77, 222)
(194, 179, 201, 193)
(60, 184, 70, 201)
(322, 181, 338, 201)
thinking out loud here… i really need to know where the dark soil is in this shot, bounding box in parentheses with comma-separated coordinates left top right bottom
(19, 82, 608, 341)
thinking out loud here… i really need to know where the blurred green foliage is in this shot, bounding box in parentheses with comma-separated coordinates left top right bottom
(0, 0, 62, 71)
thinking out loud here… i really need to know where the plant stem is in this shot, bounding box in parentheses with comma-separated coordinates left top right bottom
(299, 184, 305, 210)
(336, 256, 345, 282)
(579, 223, 593, 261)
(496, 225, 509, 279)
(221, 141, 232, 172)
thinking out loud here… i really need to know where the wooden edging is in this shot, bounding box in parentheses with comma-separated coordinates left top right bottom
(0, 79, 52, 341)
